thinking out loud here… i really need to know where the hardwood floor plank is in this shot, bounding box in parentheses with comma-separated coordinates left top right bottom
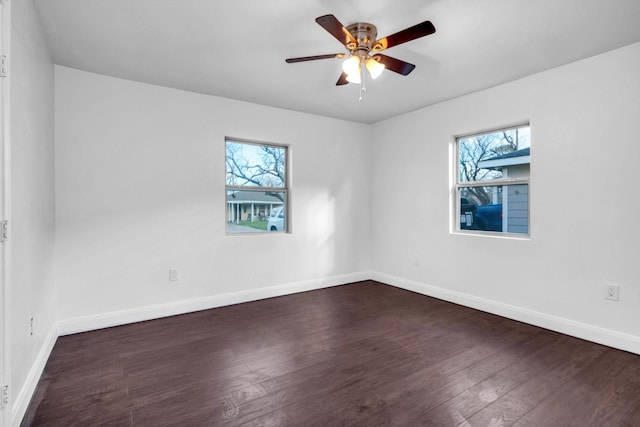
(285, 380, 388, 427)
(507, 337, 606, 408)
(352, 328, 541, 425)
(584, 352, 640, 426)
(409, 332, 556, 425)
(512, 348, 640, 427)
(230, 370, 353, 425)
(458, 334, 589, 426)
(20, 281, 640, 427)
(457, 393, 532, 427)
(237, 409, 293, 427)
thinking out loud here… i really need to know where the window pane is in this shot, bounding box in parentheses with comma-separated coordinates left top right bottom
(226, 190, 286, 233)
(226, 141, 286, 188)
(459, 126, 530, 183)
(458, 184, 528, 234)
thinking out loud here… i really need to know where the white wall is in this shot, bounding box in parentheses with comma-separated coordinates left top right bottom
(9, 0, 57, 423)
(371, 42, 640, 353)
(54, 66, 371, 329)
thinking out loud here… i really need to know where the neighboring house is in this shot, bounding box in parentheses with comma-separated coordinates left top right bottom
(227, 190, 284, 223)
(478, 148, 530, 234)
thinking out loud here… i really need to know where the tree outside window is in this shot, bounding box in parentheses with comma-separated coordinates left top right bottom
(225, 139, 289, 234)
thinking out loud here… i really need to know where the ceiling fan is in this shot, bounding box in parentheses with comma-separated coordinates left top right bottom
(286, 14, 436, 86)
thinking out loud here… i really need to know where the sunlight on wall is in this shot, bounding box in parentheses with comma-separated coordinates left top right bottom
(304, 191, 337, 279)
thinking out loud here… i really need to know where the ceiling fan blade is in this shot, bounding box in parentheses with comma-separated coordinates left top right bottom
(376, 54, 416, 76)
(286, 53, 345, 63)
(336, 72, 349, 86)
(316, 14, 357, 47)
(372, 20, 436, 52)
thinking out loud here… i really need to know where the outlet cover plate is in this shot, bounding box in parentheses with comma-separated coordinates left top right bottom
(605, 284, 620, 301)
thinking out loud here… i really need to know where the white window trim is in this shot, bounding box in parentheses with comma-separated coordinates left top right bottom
(225, 137, 290, 235)
(452, 124, 531, 238)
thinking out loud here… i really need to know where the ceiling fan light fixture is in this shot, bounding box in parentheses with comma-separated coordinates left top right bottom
(346, 70, 361, 84)
(342, 55, 361, 76)
(365, 57, 385, 79)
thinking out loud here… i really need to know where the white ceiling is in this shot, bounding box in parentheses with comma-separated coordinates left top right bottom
(34, 0, 640, 124)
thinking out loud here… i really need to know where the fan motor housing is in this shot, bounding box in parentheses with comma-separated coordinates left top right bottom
(346, 22, 378, 55)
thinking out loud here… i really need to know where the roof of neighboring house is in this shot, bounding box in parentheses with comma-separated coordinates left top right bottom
(486, 147, 530, 160)
(478, 147, 531, 170)
(227, 190, 283, 204)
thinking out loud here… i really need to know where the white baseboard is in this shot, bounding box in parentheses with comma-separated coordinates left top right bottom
(12, 323, 58, 427)
(57, 271, 371, 336)
(371, 271, 640, 355)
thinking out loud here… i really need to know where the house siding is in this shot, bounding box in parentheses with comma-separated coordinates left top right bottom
(506, 184, 528, 234)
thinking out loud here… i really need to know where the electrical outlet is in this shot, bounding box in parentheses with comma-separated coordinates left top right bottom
(169, 268, 179, 282)
(605, 284, 620, 301)
(29, 317, 34, 336)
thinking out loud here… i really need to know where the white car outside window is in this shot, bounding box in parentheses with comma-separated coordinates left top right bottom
(267, 207, 285, 231)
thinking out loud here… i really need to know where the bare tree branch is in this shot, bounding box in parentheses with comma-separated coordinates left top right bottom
(459, 128, 526, 206)
(226, 142, 286, 202)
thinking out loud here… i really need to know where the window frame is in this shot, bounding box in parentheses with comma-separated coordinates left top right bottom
(453, 123, 531, 238)
(225, 137, 290, 235)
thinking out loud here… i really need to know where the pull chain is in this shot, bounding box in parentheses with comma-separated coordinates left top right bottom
(359, 62, 365, 102)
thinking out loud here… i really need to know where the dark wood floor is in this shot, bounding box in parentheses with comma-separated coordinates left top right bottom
(21, 280, 640, 426)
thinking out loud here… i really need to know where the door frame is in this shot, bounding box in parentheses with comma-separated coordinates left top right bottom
(0, 1, 11, 426)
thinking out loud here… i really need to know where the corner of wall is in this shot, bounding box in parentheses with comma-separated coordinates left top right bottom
(8, 0, 58, 425)
(11, 322, 58, 427)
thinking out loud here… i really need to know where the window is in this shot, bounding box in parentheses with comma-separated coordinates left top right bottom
(225, 138, 288, 234)
(455, 124, 530, 236)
